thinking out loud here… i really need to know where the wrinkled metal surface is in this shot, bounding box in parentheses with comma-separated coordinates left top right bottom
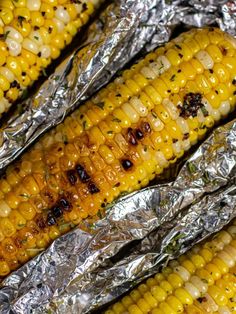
(0, 0, 236, 313)
(1, 0, 236, 170)
(0, 119, 235, 313)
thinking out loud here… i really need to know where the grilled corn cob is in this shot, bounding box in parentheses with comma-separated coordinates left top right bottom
(0, 0, 101, 115)
(0, 27, 236, 277)
(105, 221, 236, 314)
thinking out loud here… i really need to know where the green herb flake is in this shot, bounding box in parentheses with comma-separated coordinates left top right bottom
(200, 106, 209, 117)
(42, 68, 47, 77)
(82, 120, 87, 130)
(96, 102, 105, 110)
(107, 130, 113, 134)
(112, 118, 121, 123)
(34, 36, 39, 41)
(18, 16, 26, 27)
(151, 110, 157, 118)
(54, 75, 60, 81)
(187, 162, 197, 174)
(170, 74, 176, 81)
(19, 193, 30, 199)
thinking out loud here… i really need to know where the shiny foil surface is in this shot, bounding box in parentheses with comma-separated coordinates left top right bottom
(0, 119, 235, 313)
(0, 0, 235, 170)
(0, 0, 236, 313)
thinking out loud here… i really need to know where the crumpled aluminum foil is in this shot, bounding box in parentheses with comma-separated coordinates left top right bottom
(0, 0, 235, 171)
(0, 119, 235, 314)
(0, 0, 236, 313)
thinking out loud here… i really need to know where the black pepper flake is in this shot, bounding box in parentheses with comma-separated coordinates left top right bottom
(138, 180, 141, 184)
(121, 159, 133, 170)
(170, 74, 176, 81)
(167, 89, 171, 93)
(67, 170, 77, 185)
(215, 90, 219, 94)
(34, 26, 40, 30)
(197, 297, 207, 303)
(183, 133, 189, 140)
(114, 182, 120, 187)
(82, 3, 87, 11)
(178, 92, 205, 118)
(101, 202, 106, 208)
(87, 181, 100, 194)
(52, 206, 63, 218)
(175, 44, 182, 50)
(37, 52, 41, 57)
(177, 69, 181, 73)
(149, 59, 154, 63)
(41, 12, 46, 16)
(116, 93, 122, 97)
(209, 69, 213, 74)
(232, 79, 236, 85)
(80, 114, 84, 119)
(135, 128, 144, 140)
(172, 138, 178, 143)
(48, 27, 53, 34)
(127, 128, 138, 146)
(233, 91, 236, 95)
(178, 53, 183, 58)
(47, 213, 57, 226)
(76, 164, 90, 183)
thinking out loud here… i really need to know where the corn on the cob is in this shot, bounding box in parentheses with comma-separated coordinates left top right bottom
(0, 0, 101, 115)
(0, 27, 236, 277)
(105, 221, 236, 314)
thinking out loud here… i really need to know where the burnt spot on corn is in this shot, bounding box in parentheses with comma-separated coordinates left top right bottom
(59, 198, 71, 211)
(67, 170, 77, 185)
(141, 121, 151, 134)
(51, 206, 63, 218)
(76, 164, 90, 183)
(135, 128, 144, 140)
(183, 133, 190, 140)
(121, 158, 133, 170)
(47, 213, 57, 226)
(36, 217, 46, 230)
(87, 181, 100, 194)
(178, 92, 204, 118)
(127, 128, 138, 145)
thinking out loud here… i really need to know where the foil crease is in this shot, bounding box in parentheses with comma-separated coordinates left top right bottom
(0, 118, 235, 313)
(0, 0, 235, 170)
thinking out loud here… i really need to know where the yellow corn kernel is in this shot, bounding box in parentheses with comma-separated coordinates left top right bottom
(0, 217, 16, 237)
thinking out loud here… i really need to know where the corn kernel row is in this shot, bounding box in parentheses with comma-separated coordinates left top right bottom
(105, 221, 236, 314)
(0, 28, 236, 277)
(0, 0, 101, 114)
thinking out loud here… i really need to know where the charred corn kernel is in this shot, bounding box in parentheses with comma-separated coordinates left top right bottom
(1, 28, 236, 278)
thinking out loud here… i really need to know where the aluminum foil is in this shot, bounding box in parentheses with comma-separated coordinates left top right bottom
(0, 0, 236, 313)
(0, 0, 235, 171)
(0, 118, 235, 313)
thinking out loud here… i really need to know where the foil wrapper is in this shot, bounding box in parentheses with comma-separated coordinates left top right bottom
(0, 0, 236, 170)
(0, 119, 235, 313)
(0, 0, 236, 313)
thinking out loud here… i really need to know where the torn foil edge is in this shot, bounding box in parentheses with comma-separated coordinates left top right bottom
(0, 118, 235, 313)
(0, 0, 235, 171)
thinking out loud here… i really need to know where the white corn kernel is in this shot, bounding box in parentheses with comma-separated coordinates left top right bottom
(39, 45, 51, 58)
(196, 50, 214, 69)
(55, 6, 71, 24)
(22, 38, 39, 55)
(219, 100, 231, 116)
(4, 26, 23, 43)
(163, 98, 179, 120)
(0, 67, 15, 82)
(184, 282, 200, 299)
(151, 56, 171, 76)
(52, 18, 65, 33)
(26, 0, 41, 11)
(130, 96, 148, 117)
(5, 38, 21, 56)
(140, 66, 156, 80)
(122, 103, 139, 123)
(147, 112, 164, 131)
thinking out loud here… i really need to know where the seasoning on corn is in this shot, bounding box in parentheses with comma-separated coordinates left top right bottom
(0, 0, 102, 115)
(0, 27, 236, 277)
(105, 220, 236, 314)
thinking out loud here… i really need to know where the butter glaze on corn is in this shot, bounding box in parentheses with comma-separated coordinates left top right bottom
(105, 221, 236, 314)
(0, 0, 101, 115)
(0, 28, 236, 277)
